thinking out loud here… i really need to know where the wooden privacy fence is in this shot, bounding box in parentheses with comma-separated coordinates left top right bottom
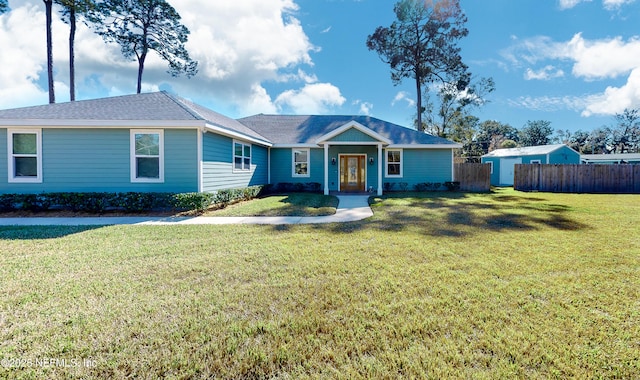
(454, 163, 491, 192)
(515, 164, 640, 193)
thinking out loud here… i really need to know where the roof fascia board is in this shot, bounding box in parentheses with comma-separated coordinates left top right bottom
(315, 120, 392, 145)
(389, 144, 462, 149)
(204, 123, 272, 147)
(0, 119, 206, 128)
(272, 143, 319, 148)
(320, 141, 388, 146)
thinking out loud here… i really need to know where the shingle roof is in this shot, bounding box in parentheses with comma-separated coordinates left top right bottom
(482, 144, 569, 158)
(0, 92, 196, 121)
(238, 114, 459, 146)
(0, 91, 270, 144)
(0, 92, 460, 147)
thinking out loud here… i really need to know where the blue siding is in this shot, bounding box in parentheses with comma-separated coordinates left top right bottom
(481, 157, 501, 186)
(328, 128, 379, 142)
(548, 146, 580, 164)
(201, 132, 268, 192)
(270, 148, 325, 185)
(270, 146, 454, 192)
(384, 149, 453, 188)
(0, 128, 198, 194)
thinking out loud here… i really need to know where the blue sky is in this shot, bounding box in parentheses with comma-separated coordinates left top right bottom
(1, 0, 640, 134)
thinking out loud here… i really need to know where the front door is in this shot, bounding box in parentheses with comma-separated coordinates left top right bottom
(340, 155, 366, 192)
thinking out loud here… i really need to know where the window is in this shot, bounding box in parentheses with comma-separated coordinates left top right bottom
(292, 148, 310, 177)
(385, 149, 402, 177)
(530, 159, 542, 164)
(131, 130, 164, 183)
(487, 161, 494, 174)
(234, 141, 251, 171)
(8, 129, 42, 183)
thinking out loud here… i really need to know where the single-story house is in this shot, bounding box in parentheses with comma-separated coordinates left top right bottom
(0, 91, 461, 196)
(481, 144, 581, 186)
(581, 153, 640, 164)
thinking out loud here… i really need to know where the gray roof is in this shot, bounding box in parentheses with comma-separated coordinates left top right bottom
(238, 114, 459, 146)
(482, 144, 571, 158)
(0, 91, 270, 144)
(0, 92, 460, 147)
(581, 153, 640, 162)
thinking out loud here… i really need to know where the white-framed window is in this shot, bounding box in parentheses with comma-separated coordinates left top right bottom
(8, 129, 42, 183)
(385, 149, 403, 177)
(233, 140, 251, 171)
(130, 130, 164, 183)
(487, 161, 493, 174)
(292, 148, 310, 177)
(530, 159, 542, 164)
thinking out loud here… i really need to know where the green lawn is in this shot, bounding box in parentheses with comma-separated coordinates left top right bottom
(0, 189, 638, 379)
(204, 193, 338, 216)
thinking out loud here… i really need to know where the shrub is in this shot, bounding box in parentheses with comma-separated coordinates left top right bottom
(398, 182, 408, 191)
(444, 181, 461, 191)
(383, 182, 396, 192)
(172, 192, 215, 212)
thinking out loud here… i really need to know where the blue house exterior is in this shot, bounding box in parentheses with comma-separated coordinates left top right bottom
(0, 92, 461, 196)
(481, 144, 581, 186)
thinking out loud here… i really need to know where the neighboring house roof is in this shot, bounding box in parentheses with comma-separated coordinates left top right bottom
(0, 91, 271, 146)
(238, 114, 460, 147)
(482, 144, 575, 158)
(581, 153, 640, 163)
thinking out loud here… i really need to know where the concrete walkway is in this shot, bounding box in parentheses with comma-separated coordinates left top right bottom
(0, 195, 373, 226)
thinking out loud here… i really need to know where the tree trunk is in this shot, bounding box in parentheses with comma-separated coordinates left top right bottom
(44, 0, 55, 103)
(137, 53, 146, 94)
(416, 77, 423, 132)
(69, 6, 76, 101)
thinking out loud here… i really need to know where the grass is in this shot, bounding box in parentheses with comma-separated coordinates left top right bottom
(203, 193, 338, 216)
(0, 188, 638, 379)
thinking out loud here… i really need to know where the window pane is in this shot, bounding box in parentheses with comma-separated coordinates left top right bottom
(388, 151, 400, 163)
(388, 163, 400, 176)
(13, 133, 37, 154)
(235, 157, 243, 170)
(244, 158, 251, 169)
(136, 157, 159, 178)
(295, 163, 308, 175)
(244, 145, 251, 157)
(14, 157, 38, 177)
(135, 134, 159, 155)
(235, 143, 243, 157)
(294, 150, 307, 163)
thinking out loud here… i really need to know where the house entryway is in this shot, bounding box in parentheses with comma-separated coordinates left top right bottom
(339, 154, 366, 192)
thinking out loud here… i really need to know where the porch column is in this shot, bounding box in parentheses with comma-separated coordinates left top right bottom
(377, 143, 383, 196)
(324, 143, 329, 195)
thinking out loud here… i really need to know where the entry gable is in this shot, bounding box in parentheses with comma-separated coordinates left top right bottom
(315, 121, 391, 145)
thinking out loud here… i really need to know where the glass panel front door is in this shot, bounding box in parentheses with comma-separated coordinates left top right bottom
(340, 155, 365, 192)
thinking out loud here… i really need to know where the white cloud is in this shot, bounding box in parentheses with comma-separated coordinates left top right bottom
(566, 33, 640, 79)
(505, 32, 640, 116)
(559, 0, 591, 10)
(391, 91, 415, 108)
(275, 83, 346, 114)
(353, 100, 373, 115)
(582, 68, 640, 115)
(603, 0, 636, 9)
(558, 0, 634, 9)
(524, 65, 565, 80)
(0, 0, 341, 117)
(508, 95, 591, 112)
